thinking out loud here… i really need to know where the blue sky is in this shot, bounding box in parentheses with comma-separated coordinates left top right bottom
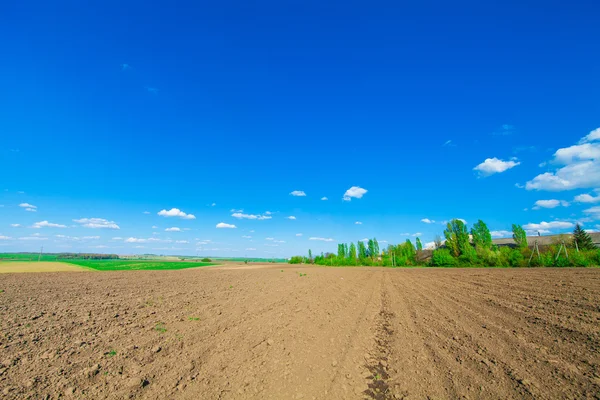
(1, 1, 599, 257)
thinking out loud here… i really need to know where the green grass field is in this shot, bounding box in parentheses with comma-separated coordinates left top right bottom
(0, 253, 62, 261)
(63, 260, 215, 271)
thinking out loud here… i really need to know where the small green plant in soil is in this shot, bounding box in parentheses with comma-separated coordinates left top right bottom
(188, 317, 200, 321)
(105, 350, 117, 357)
(155, 323, 167, 333)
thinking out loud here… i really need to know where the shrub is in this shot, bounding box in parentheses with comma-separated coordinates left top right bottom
(507, 248, 524, 268)
(289, 256, 303, 264)
(569, 252, 590, 267)
(431, 249, 456, 267)
(201, 258, 212, 262)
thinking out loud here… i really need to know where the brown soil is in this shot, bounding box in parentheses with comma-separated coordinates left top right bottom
(0, 267, 599, 399)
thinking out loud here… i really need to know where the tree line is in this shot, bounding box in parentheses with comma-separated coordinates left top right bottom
(289, 219, 599, 268)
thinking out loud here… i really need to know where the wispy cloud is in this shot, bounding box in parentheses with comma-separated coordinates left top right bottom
(19, 203, 37, 211)
(10, 224, 20, 227)
(522, 220, 574, 232)
(165, 227, 181, 232)
(355, 221, 362, 225)
(242, 235, 252, 239)
(18, 236, 48, 241)
(32, 221, 67, 229)
(157, 208, 196, 220)
(491, 230, 512, 238)
(246, 248, 256, 251)
(73, 218, 120, 229)
(0, 235, 13, 240)
(121, 63, 131, 71)
(532, 199, 570, 210)
(216, 222, 236, 229)
(309, 237, 335, 242)
(321, 197, 328, 201)
(492, 124, 516, 136)
(343, 186, 367, 201)
(231, 213, 271, 220)
(442, 140, 455, 147)
(296, 233, 303, 236)
(421, 218, 435, 224)
(474, 158, 520, 177)
(287, 216, 296, 220)
(145, 86, 158, 94)
(143, 211, 150, 214)
(290, 190, 306, 197)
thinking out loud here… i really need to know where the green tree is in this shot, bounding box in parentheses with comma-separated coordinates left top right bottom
(367, 239, 375, 259)
(512, 224, 528, 249)
(444, 219, 470, 257)
(373, 238, 380, 258)
(337, 243, 345, 259)
(572, 223, 595, 250)
(358, 241, 368, 260)
(349, 242, 357, 260)
(308, 249, 313, 262)
(471, 220, 492, 250)
(415, 237, 423, 251)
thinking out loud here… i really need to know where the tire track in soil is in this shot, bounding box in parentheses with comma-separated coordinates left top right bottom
(362, 272, 394, 400)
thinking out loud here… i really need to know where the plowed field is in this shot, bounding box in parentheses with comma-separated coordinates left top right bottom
(0, 265, 599, 399)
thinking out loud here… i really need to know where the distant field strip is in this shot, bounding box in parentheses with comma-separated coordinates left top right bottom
(63, 260, 215, 271)
(0, 262, 90, 273)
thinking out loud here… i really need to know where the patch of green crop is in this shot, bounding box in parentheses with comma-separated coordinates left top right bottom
(105, 349, 117, 357)
(155, 323, 167, 333)
(188, 317, 200, 321)
(63, 260, 214, 271)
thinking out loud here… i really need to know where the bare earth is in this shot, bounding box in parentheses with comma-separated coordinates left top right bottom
(0, 265, 599, 399)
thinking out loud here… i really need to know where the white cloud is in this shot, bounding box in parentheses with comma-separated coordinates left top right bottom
(19, 236, 48, 241)
(231, 212, 272, 220)
(19, 203, 37, 209)
(574, 192, 600, 203)
(265, 237, 274, 241)
(111, 237, 123, 240)
(242, 235, 252, 238)
(165, 227, 181, 232)
(274, 240, 286, 243)
(522, 221, 574, 231)
(265, 211, 272, 215)
(32, 221, 67, 229)
(411, 232, 422, 237)
(126, 237, 147, 243)
(230, 209, 243, 213)
(25, 208, 37, 212)
(290, 191, 306, 197)
(10, 224, 21, 227)
(355, 221, 362, 225)
(287, 216, 296, 220)
(343, 186, 368, 201)
(73, 218, 120, 229)
(309, 237, 335, 242)
(321, 197, 328, 201)
(92, 245, 108, 249)
(583, 206, 600, 218)
(82, 236, 100, 240)
(295, 233, 303, 236)
(424, 241, 436, 249)
(360, 238, 369, 242)
(157, 208, 196, 220)
(246, 248, 256, 251)
(143, 211, 150, 214)
(0, 235, 13, 240)
(152, 225, 158, 229)
(216, 222, 236, 229)
(421, 218, 435, 224)
(532, 199, 570, 210)
(525, 128, 600, 191)
(211, 203, 216, 207)
(473, 158, 520, 176)
(175, 240, 189, 244)
(490, 230, 512, 238)
(579, 127, 600, 144)
(443, 140, 453, 147)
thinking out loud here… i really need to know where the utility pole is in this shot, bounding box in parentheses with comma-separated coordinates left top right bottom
(38, 246, 43, 262)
